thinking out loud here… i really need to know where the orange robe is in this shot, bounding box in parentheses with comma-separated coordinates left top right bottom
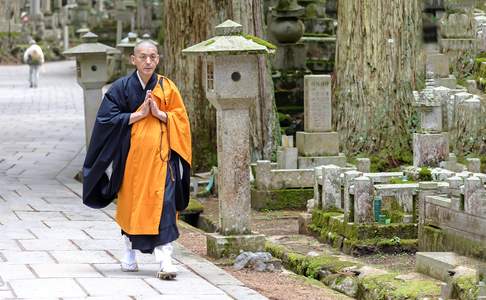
(116, 76, 191, 235)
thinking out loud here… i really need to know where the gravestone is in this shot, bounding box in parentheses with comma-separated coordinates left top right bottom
(296, 75, 346, 168)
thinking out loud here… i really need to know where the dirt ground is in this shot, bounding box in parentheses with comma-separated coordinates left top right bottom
(181, 196, 419, 299)
(177, 224, 352, 300)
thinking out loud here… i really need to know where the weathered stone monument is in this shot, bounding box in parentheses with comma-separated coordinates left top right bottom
(413, 89, 449, 167)
(63, 32, 115, 147)
(296, 75, 346, 169)
(183, 20, 271, 258)
(438, 0, 478, 73)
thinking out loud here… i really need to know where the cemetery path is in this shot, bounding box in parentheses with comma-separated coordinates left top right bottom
(0, 61, 265, 300)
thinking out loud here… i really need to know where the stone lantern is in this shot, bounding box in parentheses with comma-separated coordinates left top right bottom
(63, 32, 115, 147)
(182, 20, 272, 258)
(117, 32, 141, 75)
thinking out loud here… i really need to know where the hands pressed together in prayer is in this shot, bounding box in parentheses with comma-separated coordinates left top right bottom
(129, 90, 167, 125)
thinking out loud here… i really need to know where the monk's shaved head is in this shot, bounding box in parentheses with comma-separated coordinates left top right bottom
(134, 40, 158, 55)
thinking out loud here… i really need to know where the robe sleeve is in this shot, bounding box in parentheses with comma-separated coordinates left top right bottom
(159, 78, 192, 211)
(165, 79, 192, 166)
(82, 83, 132, 209)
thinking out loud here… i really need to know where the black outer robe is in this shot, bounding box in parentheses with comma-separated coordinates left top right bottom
(82, 71, 191, 212)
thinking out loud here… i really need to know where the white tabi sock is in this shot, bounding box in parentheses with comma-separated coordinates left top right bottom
(155, 242, 177, 273)
(122, 235, 136, 264)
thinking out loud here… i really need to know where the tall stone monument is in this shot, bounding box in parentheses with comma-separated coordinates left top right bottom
(438, 0, 478, 73)
(296, 75, 346, 169)
(413, 89, 449, 167)
(183, 20, 271, 258)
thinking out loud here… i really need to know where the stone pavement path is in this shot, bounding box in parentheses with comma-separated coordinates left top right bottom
(0, 61, 266, 300)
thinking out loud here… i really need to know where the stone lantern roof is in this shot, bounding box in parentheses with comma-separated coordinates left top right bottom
(117, 32, 141, 48)
(63, 32, 115, 56)
(182, 20, 274, 56)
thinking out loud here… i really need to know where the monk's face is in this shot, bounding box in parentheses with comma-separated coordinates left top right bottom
(131, 44, 159, 78)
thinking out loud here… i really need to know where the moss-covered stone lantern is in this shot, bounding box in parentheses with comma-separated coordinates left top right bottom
(182, 20, 273, 258)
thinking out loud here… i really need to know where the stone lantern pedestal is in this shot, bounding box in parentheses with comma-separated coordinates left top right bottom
(183, 20, 273, 258)
(63, 32, 115, 147)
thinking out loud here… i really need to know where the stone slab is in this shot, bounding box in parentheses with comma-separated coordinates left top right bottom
(425, 202, 486, 241)
(416, 252, 463, 282)
(93, 263, 160, 279)
(269, 169, 314, 189)
(30, 263, 103, 278)
(1, 250, 55, 264)
(145, 266, 228, 296)
(9, 278, 87, 298)
(76, 278, 159, 297)
(49, 250, 117, 264)
(19, 239, 78, 251)
(298, 153, 347, 169)
(296, 131, 339, 156)
(0, 263, 36, 281)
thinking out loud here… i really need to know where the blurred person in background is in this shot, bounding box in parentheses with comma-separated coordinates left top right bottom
(23, 39, 44, 88)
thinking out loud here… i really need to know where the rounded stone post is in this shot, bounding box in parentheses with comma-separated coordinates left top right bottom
(464, 176, 483, 216)
(354, 176, 374, 223)
(446, 176, 463, 210)
(255, 160, 272, 191)
(321, 165, 342, 210)
(417, 182, 438, 248)
(356, 158, 371, 173)
(343, 170, 362, 222)
(313, 166, 323, 208)
(466, 158, 481, 173)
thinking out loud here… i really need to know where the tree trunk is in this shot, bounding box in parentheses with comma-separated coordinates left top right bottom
(162, 0, 232, 172)
(231, 0, 279, 161)
(334, 0, 423, 165)
(163, 1, 278, 171)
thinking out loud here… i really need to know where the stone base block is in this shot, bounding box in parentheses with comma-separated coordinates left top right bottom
(413, 133, 449, 167)
(298, 153, 346, 168)
(296, 131, 339, 157)
(416, 252, 461, 282)
(298, 213, 312, 234)
(206, 232, 266, 258)
(436, 75, 457, 89)
(251, 187, 313, 210)
(440, 38, 478, 52)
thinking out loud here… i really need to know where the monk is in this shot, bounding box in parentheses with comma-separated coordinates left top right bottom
(82, 40, 191, 280)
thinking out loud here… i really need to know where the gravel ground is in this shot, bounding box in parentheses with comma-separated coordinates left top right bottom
(177, 224, 352, 300)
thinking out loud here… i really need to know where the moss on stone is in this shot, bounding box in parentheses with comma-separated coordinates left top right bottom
(204, 39, 215, 46)
(306, 255, 358, 279)
(243, 34, 277, 50)
(265, 241, 287, 259)
(183, 198, 204, 213)
(389, 177, 416, 184)
(252, 188, 313, 210)
(418, 167, 432, 181)
(452, 275, 479, 300)
(359, 273, 440, 299)
(422, 225, 486, 260)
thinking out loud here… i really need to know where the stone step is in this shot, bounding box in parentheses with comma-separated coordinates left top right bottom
(416, 251, 476, 282)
